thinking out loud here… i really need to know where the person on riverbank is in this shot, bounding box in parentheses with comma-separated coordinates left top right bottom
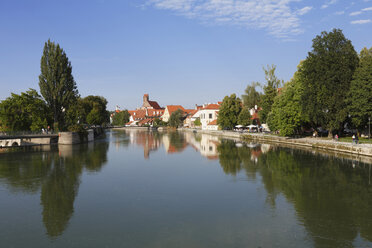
(356, 134, 359, 144)
(352, 134, 355, 144)
(335, 134, 338, 141)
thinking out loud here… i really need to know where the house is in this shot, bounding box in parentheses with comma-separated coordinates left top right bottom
(198, 103, 220, 130)
(127, 94, 164, 126)
(161, 105, 186, 122)
(183, 105, 203, 128)
(206, 119, 218, 131)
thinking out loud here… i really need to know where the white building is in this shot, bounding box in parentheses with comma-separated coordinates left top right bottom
(198, 103, 220, 130)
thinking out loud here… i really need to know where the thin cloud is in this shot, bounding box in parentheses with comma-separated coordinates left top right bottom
(351, 19, 371, 24)
(297, 6, 313, 16)
(350, 11, 362, 16)
(334, 10, 344, 15)
(147, 0, 311, 38)
(321, 0, 338, 9)
(362, 6, 372, 11)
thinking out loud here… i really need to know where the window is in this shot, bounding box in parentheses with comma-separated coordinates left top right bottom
(209, 113, 212, 119)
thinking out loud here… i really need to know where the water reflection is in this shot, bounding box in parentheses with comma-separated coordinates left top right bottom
(113, 129, 372, 247)
(0, 141, 109, 238)
(216, 139, 372, 247)
(0, 130, 372, 247)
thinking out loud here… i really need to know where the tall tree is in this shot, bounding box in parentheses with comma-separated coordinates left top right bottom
(217, 94, 242, 129)
(238, 107, 252, 126)
(301, 29, 359, 136)
(348, 47, 372, 130)
(259, 65, 282, 123)
(268, 63, 308, 136)
(242, 82, 261, 109)
(39, 40, 79, 131)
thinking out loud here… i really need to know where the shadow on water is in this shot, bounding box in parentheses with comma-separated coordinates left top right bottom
(0, 141, 109, 238)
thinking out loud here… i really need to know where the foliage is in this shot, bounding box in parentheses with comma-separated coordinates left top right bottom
(194, 117, 201, 126)
(153, 118, 167, 127)
(217, 94, 242, 129)
(242, 82, 261, 109)
(268, 62, 309, 136)
(301, 29, 359, 135)
(259, 65, 282, 123)
(67, 124, 85, 132)
(238, 107, 252, 126)
(0, 89, 49, 131)
(168, 109, 184, 128)
(39, 39, 79, 131)
(80, 96, 109, 125)
(347, 47, 372, 129)
(112, 110, 130, 126)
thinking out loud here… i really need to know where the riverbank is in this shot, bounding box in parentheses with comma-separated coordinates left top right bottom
(178, 128, 372, 157)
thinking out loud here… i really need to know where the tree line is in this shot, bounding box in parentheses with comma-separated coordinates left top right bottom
(218, 29, 372, 137)
(0, 40, 110, 132)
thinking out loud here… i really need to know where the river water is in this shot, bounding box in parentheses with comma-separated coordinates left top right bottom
(0, 129, 371, 248)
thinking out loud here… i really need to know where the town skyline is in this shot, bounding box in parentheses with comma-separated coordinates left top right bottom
(1, 1, 372, 110)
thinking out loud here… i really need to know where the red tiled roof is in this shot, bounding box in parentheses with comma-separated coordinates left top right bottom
(148, 100, 162, 109)
(203, 104, 220, 110)
(166, 105, 186, 115)
(208, 119, 218, 125)
(128, 110, 146, 120)
(138, 118, 153, 125)
(147, 109, 165, 117)
(184, 109, 196, 115)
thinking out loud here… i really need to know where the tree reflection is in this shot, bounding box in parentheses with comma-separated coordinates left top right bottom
(0, 142, 109, 238)
(217, 142, 372, 246)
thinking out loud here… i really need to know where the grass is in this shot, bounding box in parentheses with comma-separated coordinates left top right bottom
(337, 137, 372, 144)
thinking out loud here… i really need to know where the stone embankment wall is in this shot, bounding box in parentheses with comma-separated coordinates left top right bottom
(179, 128, 372, 157)
(58, 130, 94, 145)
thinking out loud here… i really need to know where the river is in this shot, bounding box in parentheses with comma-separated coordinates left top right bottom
(0, 129, 371, 248)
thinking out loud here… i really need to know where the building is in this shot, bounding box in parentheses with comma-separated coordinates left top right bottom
(198, 103, 220, 130)
(127, 94, 164, 126)
(161, 105, 186, 122)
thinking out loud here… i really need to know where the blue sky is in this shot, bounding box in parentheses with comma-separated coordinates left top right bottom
(0, 0, 371, 110)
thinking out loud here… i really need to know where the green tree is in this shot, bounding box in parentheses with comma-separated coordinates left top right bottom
(112, 110, 130, 126)
(242, 82, 261, 109)
(348, 47, 372, 130)
(301, 29, 359, 136)
(153, 117, 166, 127)
(217, 94, 242, 129)
(259, 65, 282, 123)
(168, 109, 184, 128)
(268, 62, 309, 136)
(0, 89, 49, 132)
(80, 96, 109, 125)
(39, 39, 79, 131)
(238, 107, 252, 126)
(194, 117, 201, 127)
